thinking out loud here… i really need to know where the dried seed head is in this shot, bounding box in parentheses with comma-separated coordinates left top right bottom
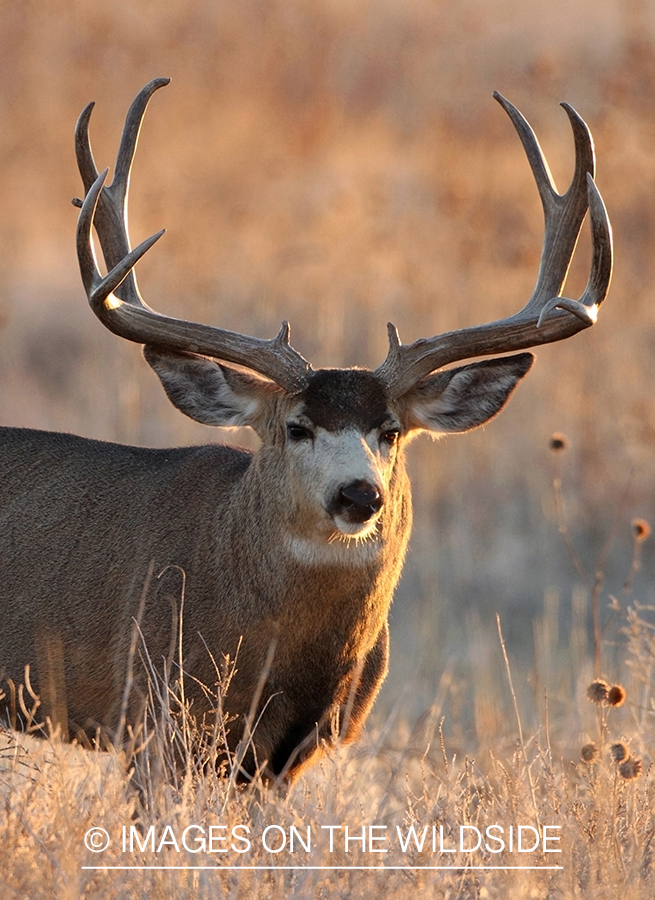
(619, 757, 643, 780)
(550, 433, 567, 452)
(610, 741, 629, 763)
(587, 679, 609, 704)
(632, 519, 651, 542)
(607, 684, 626, 707)
(581, 742, 599, 763)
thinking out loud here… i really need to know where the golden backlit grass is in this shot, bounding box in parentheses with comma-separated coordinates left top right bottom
(1, 590, 653, 900)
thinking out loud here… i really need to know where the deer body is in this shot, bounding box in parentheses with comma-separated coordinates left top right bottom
(0, 80, 612, 781)
(0, 370, 414, 778)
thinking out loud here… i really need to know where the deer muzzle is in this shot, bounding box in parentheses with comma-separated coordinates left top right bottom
(331, 479, 383, 526)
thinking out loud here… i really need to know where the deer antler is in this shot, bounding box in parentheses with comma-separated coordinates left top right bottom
(74, 78, 312, 394)
(375, 92, 612, 398)
(75, 84, 611, 399)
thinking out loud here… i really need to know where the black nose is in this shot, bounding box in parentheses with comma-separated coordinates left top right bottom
(334, 480, 383, 524)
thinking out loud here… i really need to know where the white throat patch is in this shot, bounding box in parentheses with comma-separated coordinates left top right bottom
(283, 531, 382, 568)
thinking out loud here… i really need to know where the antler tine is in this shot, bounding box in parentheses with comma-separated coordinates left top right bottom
(495, 92, 594, 309)
(74, 79, 312, 393)
(376, 94, 612, 399)
(74, 78, 171, 308)
(76, 167, 166, 308)
(538, 173, 612, 326)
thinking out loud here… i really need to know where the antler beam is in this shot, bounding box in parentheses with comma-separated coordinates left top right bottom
(375, 92, 612, 398)
(74, 78, 312, 394)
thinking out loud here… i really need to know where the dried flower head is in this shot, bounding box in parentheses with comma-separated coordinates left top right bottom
(607, 684, 626, 707)
(587, 679, 609, 704)
(619, 757, 643, 780)
(549, 433, 567, 452)
(581, 742, 599, 763)
(610, 741, 629, 763)
(632, 519, 651, 543)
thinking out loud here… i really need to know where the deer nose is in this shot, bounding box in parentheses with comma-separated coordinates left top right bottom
(336, 480, 383, 524)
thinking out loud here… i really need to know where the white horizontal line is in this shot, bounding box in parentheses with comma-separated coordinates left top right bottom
(82, 865, 563, 871)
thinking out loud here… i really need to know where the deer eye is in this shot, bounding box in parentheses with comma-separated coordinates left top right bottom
(381, 429, 400, 447)
(287, 423, 313, 441)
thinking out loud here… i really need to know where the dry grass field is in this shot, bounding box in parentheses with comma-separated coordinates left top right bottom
(1, 577, 653, 898)
(1, 0, 655, 896)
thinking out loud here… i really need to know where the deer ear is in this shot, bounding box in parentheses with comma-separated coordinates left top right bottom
(143, 346, 281, 427)
(402, 353, 534, 434)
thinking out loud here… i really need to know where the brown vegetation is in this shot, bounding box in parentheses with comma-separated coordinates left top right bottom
(0, 590, 653, 898)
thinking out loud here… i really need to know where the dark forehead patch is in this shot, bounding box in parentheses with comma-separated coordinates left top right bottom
(301, 369, 391, 432)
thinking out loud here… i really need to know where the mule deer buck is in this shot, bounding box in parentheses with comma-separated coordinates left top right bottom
(0, 80, 611, 781)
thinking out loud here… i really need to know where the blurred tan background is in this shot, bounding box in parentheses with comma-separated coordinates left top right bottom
(1, 0, 654, 712)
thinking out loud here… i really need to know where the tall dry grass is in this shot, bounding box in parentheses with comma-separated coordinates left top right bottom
(1, 525, 653, 898)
